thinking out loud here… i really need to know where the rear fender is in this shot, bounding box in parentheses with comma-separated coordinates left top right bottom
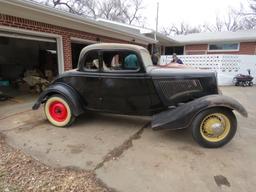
(152, 94, 248, 130)
(32, 83, 85, 116)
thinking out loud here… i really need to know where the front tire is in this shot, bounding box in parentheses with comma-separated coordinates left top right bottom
(44, 95, 75, 127)
(191, 108, 237, 148)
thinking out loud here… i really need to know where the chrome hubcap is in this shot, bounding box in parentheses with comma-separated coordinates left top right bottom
(211, 122, 225, 137)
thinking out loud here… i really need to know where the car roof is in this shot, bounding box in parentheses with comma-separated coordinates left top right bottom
(79, 43, 148, 57)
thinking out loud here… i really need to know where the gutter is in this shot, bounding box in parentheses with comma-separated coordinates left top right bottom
(174, 38, 256, 45)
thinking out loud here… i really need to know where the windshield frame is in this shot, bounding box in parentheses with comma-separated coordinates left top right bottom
(140, 49, 153, 68)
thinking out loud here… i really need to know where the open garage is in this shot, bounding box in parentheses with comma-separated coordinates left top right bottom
(0, 31, 60, 101)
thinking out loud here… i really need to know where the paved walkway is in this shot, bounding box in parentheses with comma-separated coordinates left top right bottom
(0, 86, 255, 192)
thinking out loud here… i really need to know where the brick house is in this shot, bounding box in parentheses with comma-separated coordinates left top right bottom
(0, 0, 155, 79)
(162, 31, 256, 55)
(97, 19, 256, 56)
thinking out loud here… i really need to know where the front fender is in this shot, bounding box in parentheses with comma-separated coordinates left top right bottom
(152, 94, 248, 130)
(32, 82, 85, 116)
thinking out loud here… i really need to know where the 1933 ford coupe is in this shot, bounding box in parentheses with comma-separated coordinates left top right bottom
(33, 43, 248, 148)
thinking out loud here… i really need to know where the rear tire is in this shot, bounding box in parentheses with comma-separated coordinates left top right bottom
(44, 94, 75, 127)
(191, 108, 237, 148)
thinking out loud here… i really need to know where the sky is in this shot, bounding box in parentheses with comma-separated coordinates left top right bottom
(143, 0, 247, 30)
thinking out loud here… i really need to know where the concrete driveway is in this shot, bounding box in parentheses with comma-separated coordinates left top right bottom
(0, 86, 256, 192)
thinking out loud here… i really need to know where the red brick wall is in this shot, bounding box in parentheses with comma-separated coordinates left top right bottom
(62, 34, 72, 70)
(0, 14, 132, 70)
(185, 44, 207, 55)
(185, 42, 256, 55)
(231, 42, 256, 55)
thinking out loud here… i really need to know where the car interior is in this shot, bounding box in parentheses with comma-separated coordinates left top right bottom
(83, 50, 140, 71)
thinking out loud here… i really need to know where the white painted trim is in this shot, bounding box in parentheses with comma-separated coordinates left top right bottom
(0, 25, 57, 40)
(56, 36, 64, 74)
(70, 37, 96, 44)
(0, 25, 64, 74)
(0, 32, 56, 42)
(207, 42, 240, 52)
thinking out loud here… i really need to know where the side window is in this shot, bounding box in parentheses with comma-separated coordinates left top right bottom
(102, 50, 140, 72)
(83, 50, 99, 71)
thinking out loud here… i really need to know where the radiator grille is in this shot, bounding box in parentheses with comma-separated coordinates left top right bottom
(158, 79, 203, 100)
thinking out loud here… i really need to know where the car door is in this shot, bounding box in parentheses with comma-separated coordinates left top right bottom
(75, 49, 103, 110)
(99, 49, 152, 115)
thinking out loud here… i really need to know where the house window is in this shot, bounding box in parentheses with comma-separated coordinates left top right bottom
(208, 43, 239, 51)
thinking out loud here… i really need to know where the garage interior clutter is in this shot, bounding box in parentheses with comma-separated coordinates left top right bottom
(0, 36, 86, 101)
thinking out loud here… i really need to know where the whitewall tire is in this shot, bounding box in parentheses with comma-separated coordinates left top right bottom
(44, 95, 75, 127)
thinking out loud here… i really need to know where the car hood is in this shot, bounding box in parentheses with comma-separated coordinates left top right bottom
(147, 66, 217, 78)
(147, 66, 219, 105)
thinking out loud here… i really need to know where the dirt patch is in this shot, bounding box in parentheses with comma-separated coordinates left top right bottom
(0, 133, 115, 192)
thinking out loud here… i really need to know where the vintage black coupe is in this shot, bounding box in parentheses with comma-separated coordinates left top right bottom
(33, 43, 248, 148)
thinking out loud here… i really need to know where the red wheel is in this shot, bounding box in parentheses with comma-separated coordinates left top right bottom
(49, 101, 68, 122)
(44, 95, 75, 127)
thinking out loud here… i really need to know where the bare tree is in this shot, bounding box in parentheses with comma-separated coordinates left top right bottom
(161, 23, 202, 36)
(122, 0, 145, 24)
(209, 9, 244, 32)
(242, 17, 256, 29)
(161, 5, 253, 36)
(235, 0, 256, 29)
(238, 0, 256, 16)
(32, 0, 146, 25)
(50, 0, 83, 14)
(224, 12, 243, 31)
(80, 0, 99, 18)
(98, 0, 126, 22)
(213, 17, 224, 31)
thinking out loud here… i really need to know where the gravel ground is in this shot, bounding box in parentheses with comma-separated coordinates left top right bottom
(0, 134, 114, 192)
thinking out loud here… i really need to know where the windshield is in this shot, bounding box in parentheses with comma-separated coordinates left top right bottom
(140, 49, 153, 67)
